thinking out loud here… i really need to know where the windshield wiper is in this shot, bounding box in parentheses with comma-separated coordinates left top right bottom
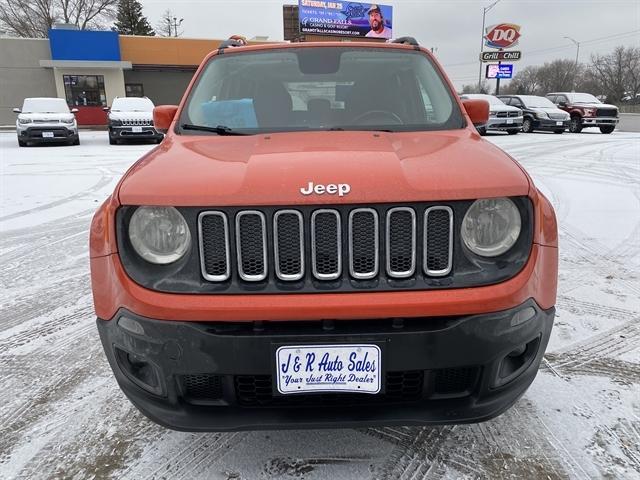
(181, 124, 249, 135)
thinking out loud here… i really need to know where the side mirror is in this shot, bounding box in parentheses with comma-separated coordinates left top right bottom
(71, 108, 79, 113)
(12, 108, 21, 114)
(153, 105, 179, 133)
(461, 99, 489, 128)
(558, 101, 567, 108)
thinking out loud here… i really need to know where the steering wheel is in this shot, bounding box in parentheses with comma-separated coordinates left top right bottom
(350, 110, 404, 125)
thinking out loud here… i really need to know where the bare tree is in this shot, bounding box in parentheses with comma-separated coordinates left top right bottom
(461, 80, 491, 94)
(536, 59, 584, 94)
(0, 0, 117, 37)
(502, 65, 541, 95)
(155, 9, 182, 37)
(590, 46, 640, 103)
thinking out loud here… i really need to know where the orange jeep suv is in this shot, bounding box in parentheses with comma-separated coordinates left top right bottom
(90, 38, 558, 431)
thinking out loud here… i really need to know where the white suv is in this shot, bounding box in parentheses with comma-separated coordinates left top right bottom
(14, 98, 79, 147)
(106, 97, 163, 145)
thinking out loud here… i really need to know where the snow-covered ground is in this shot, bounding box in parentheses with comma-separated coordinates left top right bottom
(1, 130, 639, 479)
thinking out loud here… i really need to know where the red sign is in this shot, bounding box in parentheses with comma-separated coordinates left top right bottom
(485, 23, 521, 49)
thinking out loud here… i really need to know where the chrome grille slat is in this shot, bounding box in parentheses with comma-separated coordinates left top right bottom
(199, 205, 454, 285)
(274, 210, 304, 281)
(386, 207, 416, 278)
(198, 211, 230, 281)
(236, 211, 267, 281)
(424, 206, 453, 277)
(311, 209, 342, 280)
(348, 208, 379, 279)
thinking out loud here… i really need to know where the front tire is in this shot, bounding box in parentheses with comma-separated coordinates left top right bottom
(522, 118, 533, 133)
(109, 136, 117, 145)
(554, 129, 564, 134)
(599, 125, 615, 134)
(507, 129, 519, 135)
(569, 116, 583, 133)
(18, 138, 27, 147)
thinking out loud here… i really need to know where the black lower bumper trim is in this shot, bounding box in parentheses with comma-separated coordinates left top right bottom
(97, 299, 554, 431)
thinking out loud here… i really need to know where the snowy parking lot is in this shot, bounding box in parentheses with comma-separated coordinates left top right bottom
(1, 130, 639, 479)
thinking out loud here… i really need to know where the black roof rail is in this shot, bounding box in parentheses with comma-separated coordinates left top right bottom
(218, 35, 248, 53)
(391, 37, 419, 47)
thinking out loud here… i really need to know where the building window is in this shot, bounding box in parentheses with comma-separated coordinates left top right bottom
(125, 84, 144, 97)
(63, 75, 106, 107)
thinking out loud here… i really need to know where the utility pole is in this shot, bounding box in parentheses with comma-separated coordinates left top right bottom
(564, 36, 580, 90)
(478, 0, 501, 91)
(172, 17, 184, 37)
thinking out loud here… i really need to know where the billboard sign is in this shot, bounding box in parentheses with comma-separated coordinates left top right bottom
(298, 1, 393, 39)
(481, 50, 522, 62)
(486, 64, 514, 79)
(484, 23, 521, 49)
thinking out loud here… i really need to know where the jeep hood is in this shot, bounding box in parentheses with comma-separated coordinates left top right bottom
(118, 130, 531, 205)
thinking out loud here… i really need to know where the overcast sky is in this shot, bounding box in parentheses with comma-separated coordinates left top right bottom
(140, 0, 639, 88)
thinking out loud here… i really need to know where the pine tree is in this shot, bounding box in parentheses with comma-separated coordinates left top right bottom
(114, 0, 155, 36)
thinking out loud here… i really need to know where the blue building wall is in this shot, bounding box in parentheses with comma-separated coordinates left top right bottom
(48, 30, 121, 61)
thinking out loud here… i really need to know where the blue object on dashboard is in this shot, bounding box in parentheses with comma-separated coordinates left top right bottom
(201, 99, 258, 128)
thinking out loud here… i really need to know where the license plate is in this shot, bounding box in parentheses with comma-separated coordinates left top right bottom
(556, 121, 563, 126)
(42, 131, 54, 138)
(132, 126, 143, 133)
(506, 119, 513, 124)
(275, 344, 381, 394)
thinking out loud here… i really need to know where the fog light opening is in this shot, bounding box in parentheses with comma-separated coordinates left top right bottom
(494, 336, 541, 387)
(114, 347, 163, 396)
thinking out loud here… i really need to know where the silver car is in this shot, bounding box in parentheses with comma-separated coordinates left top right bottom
(13, 97, 79, 147)
(460, 94, 523, 135)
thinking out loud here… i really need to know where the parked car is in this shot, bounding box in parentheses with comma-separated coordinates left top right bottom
(497, 95, 569, 134)
(460, 94, 522, 135)
(91, 37, 558, 432)
(13, 97, 79, 147)
(105, 97, 163, 145)
(546, 92, 619, 134)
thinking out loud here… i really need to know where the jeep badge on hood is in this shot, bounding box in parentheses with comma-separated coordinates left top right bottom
(300, 182, 351, 196)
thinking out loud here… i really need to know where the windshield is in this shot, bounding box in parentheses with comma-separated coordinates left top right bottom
(180, 47, 463, 134)
(520, 96, 556, 108)
(567, 93, 601, 104)
(461, 94, 505, 106)
(111, 97, 154, 112)
(22, 98, 70, 114)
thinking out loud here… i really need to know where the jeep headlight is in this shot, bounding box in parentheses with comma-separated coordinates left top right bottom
(129, 206, 191, 264)
(461, 198, 521, 257)
(61, 117, 74, 124)
(18, 118, 32, 124)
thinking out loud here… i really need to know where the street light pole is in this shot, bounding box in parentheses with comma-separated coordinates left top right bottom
(564, 36, 580, 67)
(478, 0, 501, 91)
(172, 17, 184, 37)
(564, 36, 580, 90)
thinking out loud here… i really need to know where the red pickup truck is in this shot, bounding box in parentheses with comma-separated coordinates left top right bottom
(546, 92, 619, 134)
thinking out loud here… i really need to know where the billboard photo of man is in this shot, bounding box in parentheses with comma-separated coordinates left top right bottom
(365, 4, 392, 39)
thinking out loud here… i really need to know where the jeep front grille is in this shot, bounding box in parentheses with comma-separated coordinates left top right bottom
(199, 205, 453, 285)
(121, 119, 153, 126)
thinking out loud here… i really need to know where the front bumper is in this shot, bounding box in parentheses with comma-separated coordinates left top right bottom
(97, 299, 554, 431)
(18, 126, 78, 142)
(486, 116, 523, 130)
(532, 118, 569, 130)
(581, 117, 619, 127)
(110, 125, 163, 140)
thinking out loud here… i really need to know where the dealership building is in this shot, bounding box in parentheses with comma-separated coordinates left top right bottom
(0, 3, 388, 126)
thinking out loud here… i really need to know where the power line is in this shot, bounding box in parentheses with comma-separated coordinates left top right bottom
(442, 29, 640, 68)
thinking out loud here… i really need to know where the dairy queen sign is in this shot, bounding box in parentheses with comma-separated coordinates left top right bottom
(484, 23, 521, 49)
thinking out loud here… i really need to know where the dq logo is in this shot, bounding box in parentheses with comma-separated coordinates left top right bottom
(485, 23, 521, 49)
